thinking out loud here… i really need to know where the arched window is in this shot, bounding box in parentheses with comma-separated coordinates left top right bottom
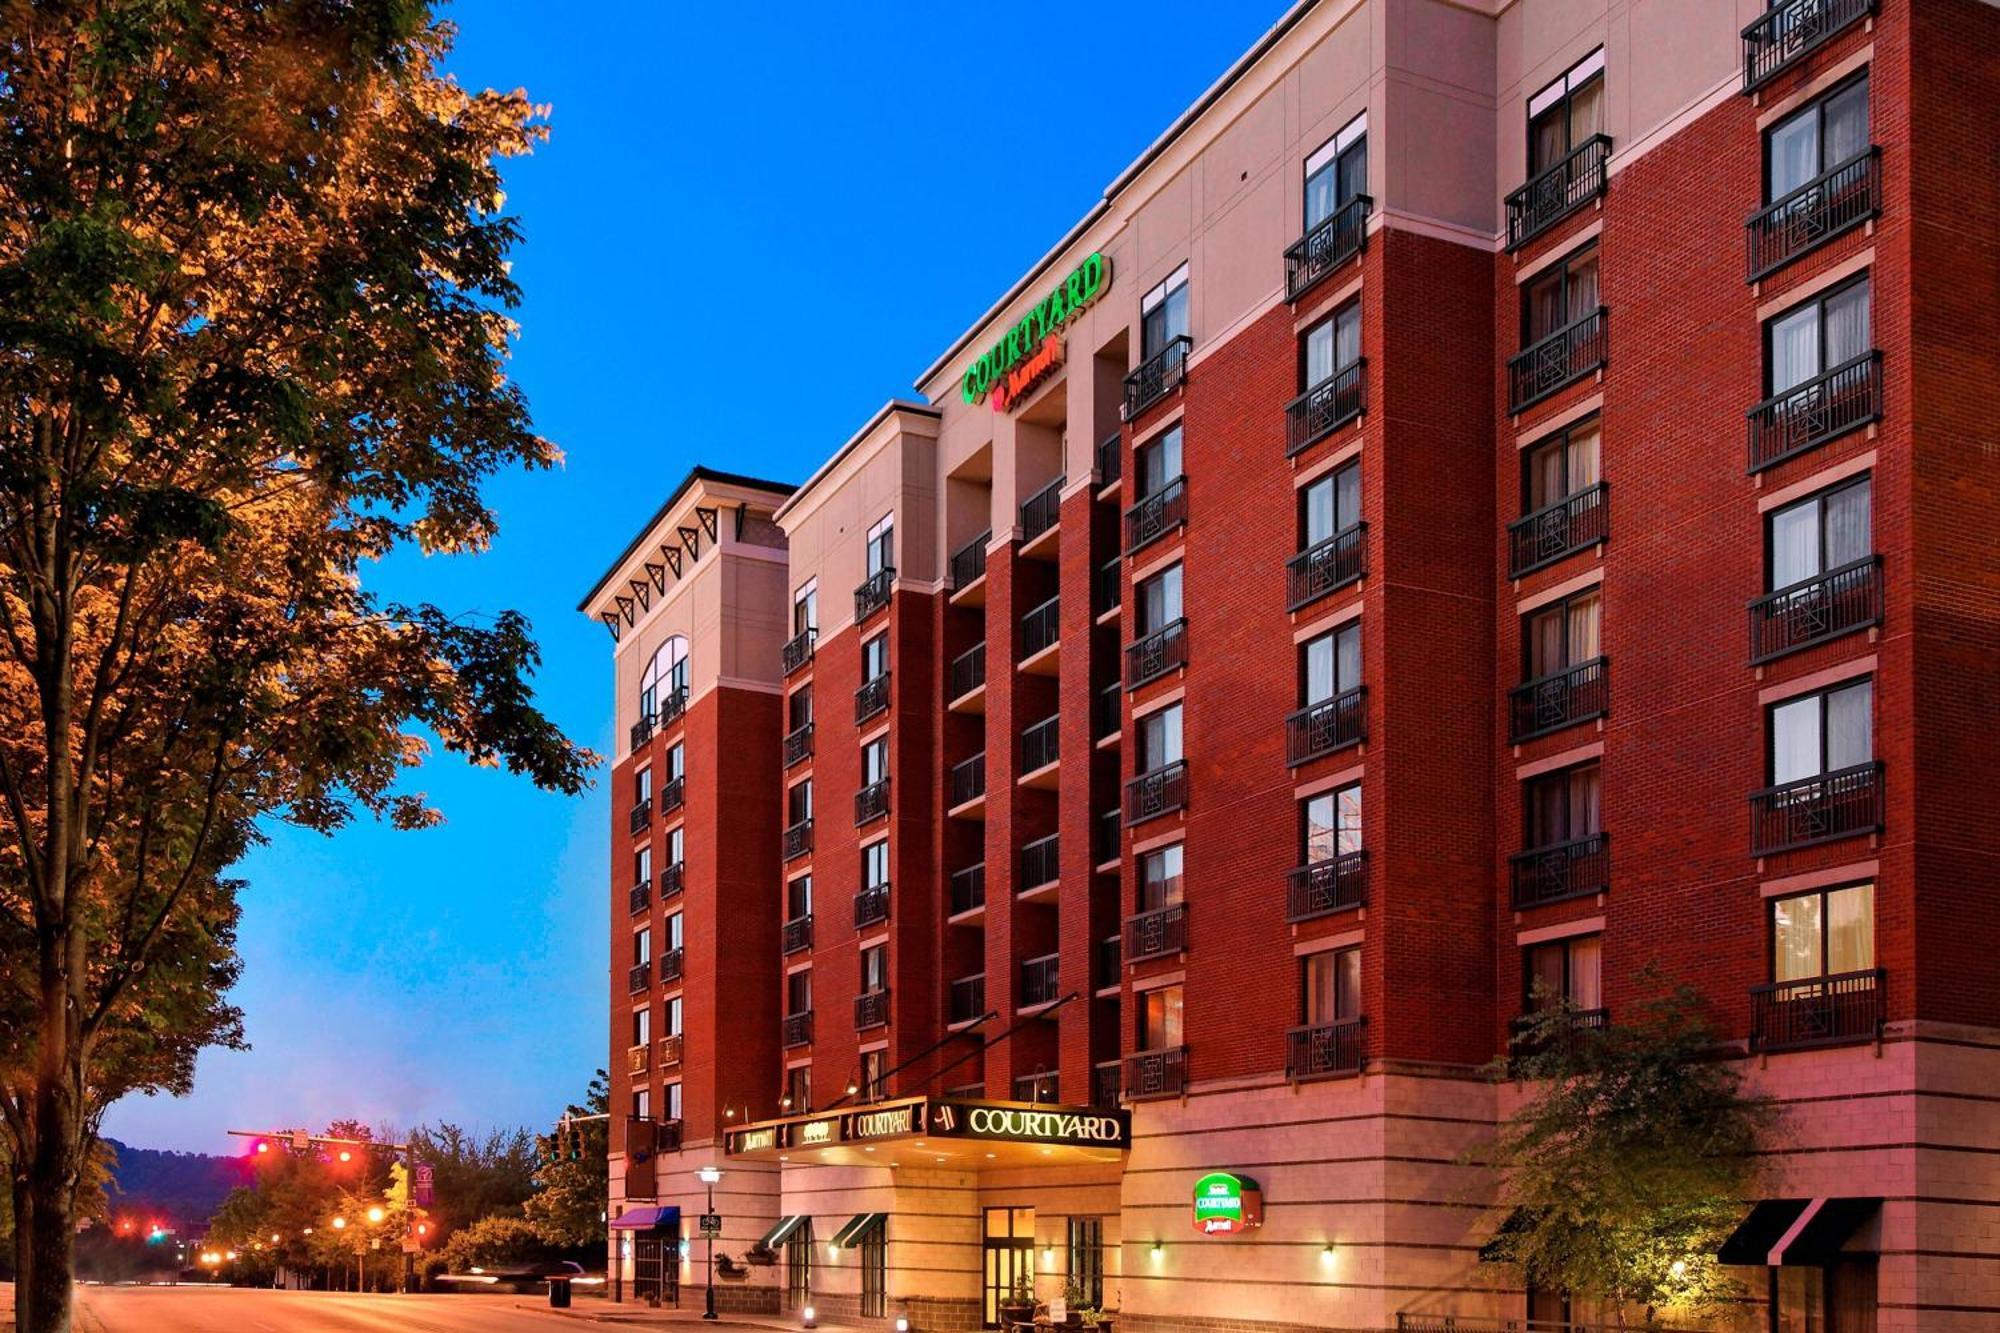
(639, 635, 689, 722)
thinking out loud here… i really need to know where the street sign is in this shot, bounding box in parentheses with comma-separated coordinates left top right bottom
(292, 1130, 309, 1152)
(413, 1163, 434, 1206)
(699, 1213, 722, 1237)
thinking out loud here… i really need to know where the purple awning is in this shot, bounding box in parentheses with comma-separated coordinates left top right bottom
(609, 1205, 681, 1232)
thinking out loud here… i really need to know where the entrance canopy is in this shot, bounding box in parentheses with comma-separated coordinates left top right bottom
(831, 1212, 889, 1248)
(724, 1095, 1130, 1169)
(759, 1214, 810, 1248)
(1718, 1197, 1881, 1266)
(609, 1205, 681, 1233)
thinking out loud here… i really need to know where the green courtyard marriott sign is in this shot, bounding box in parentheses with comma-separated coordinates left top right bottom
(961, 251, 1111, 412)
(1193, 1172, 1264, 1235)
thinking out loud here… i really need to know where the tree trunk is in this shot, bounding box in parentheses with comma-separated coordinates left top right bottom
(12, 1166, 34, 1332)
(26, 1068, 81, 1333)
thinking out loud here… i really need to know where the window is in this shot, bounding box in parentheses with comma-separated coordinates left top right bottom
(1302, 301, 1361, 393)
(861, 633, 889, 683)
(787, 779, 812, 825)
(1523, 418, 1601, 514)
(1134, 564, 1182, 635)
(861, 944, 887, 995)
(792, 580, 818, 636)
(1767, 275, 1870, 395)
(860, 1049, 886, 1100)
(664, 740, 685, 783)
(787, 969, 812, 1017)
(1137, 703, 1183, 774)
(1523, 934, 1602, 1012)
(1137, 843, 1183, 911)
(862, 839, 889, 891)
(788, 684, 813, 731)
(633, 1087, 650, 1120)
(1772, 882, 1874, 982)
(861, 735, 889, 785)
(1769, 474, 1871, 591)
(785, 1064, 811, 1112)
(1303, 783, 1363, 864)
(1301, 461, 1361, 549)
(666, 911, 683, 953)
(631, 1006, 650, 1048)
(866, 513, 895, 577)
(1525, 762, 1601, 849)
(665, 1081, 682, 1122)
(633, 927, 651, 965)
(1770, 678, 1872, 785)
(787, 874, 813, 919)
(1066, 1218, 1107, 1309)
(1766, 73, 1868, 202)
(1305, 113, 1367, 229)
(665, 994, 682, 1037)
(1523, 242, 1599, 344)
(666, 824, 684, 868)
(633, 844, 652, 888)
(1134, 423, 1182, 500)
(1137, 984, 1184, 1051)
(1523, 588, 1600, 681)
(1140, 263, 1190, 358)
(1301, 621, 1362, 706)
(639, 635, 689, 721)
(1301, 947, 1361, 1026)
(1527, 47, 1604, 176)
(635, 765, 653, 807)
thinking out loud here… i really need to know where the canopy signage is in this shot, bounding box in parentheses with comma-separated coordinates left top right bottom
(847, 1104, 920, 1141)
(961, 252, 1111, 411)
(725, 1096, 1131, 1157)
(932, 1101, 1128, 1148)
(1193, 1172, 1264, 1235)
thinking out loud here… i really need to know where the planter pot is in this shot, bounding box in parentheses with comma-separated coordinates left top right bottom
(999, 1300, 1036, 1328)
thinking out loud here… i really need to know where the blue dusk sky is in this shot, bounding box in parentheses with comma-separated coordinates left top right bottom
(104, 0, 1289, 1154)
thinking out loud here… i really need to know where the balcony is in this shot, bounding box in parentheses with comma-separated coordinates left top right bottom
(1284, 360, 1367, 456)
(1014, 1071, 1060, 1104)
(1124, 476, 1188, 554)
(1125, 618, 1188, 689)
(1510, 306, 1607, 412)
(1510, 832, 1608, 909)
(1506, 134, 1611, 251)
(1750, 967, 1885, 1051)
(950, 531, 990, 594)
(628, 800, 652, 836)
(948, 642, 986, 704)
(1124, 1046, 1187, 1100)
(658, 774, 684, 816)
(1095, 432, 1122, 489)
(1095, 809, 1121, 867)
(1094, 556, 1122, 620)
(1287, 850, 1368, 922)
(628, 1043, 649, 1077)
(1749, 556, 1882, 663)
(855, 988, 890, 1031)
(1509, 482, 1608, 577)
(1020, 475, 1064, 547)
(781, 627, 817, 676)
(855, 567, 895, 623)
(1020, 834, 1060, 894)
(855, 672, 890, 725)
(1124, 760, 1188, 826)
(1096, 934, 1121, 991)
(1287, 1017, 1366, 1080)
(658, 862, 684, 902)
(1094, 683, 1121, 744)
(949, 753, 986, 812)
(1743, 0, 1873, 94)
(629, 713, 655, 750)
(1093, 1060, 1123, 1109)
(1123, 334, 1191, 419)
(658, 1033, 683, 1068)
(1020, 595, 1061, 665)
(854, 884, 890, 930)
(1286, 522, 1366, 610)
(657, 685, 688, 730)
(655, 1119, 685, 1153)
(1509, 1005, 1610, 1060)
(1286, 685, 1367, 765)
(1747, 351, 1881, 472)
(1125, 903, 1187, 963)
(1284, 193, 1372, 301)
(1750, 761, 1882, 855)
(782, 1011, 814, 1048)
(855, 777, 890, 826)
(658, 946, 683, 985)
(1020, 952, 1061, 1008)
(784, 721, 814, 768)
(783, 818, 813, 861)
(949, 864, 986, 917)
(628, 880, 650, 915)
(1021, 714, 1060, 776)
(1747, 147, 1880, 281)
(627, 960, 651, 994)
(949, 974, 986, 1026)
(782, 913, 813, 955)
(1509, 657, 1608, 742)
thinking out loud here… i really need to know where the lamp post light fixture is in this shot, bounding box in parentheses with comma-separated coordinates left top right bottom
(697, 1165, 723, 1322)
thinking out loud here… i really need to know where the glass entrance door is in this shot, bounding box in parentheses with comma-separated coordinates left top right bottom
(786, 1220, 813, 1310)
(983, 1206, 1035, 1328)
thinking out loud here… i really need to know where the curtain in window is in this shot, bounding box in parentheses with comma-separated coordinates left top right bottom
(1335, 305, 1362, 369)
(1827, 680, 1872, 769)
(1768, 108, 1819, 198)
(1530, 108, 1567, 176)
(1771, 500, 1822, 588)
(1824, 281, 1871, 367)
(1335, 948, 1361, 1020)
(1824, 79, 1869, 167)
(1530, 605, 1566, 677)
(1770, 305, 1822, 393)
(1304, 636, 1334, 704)
(1335, 624, 1361, 693)
(1142, 707, 1183, 768)
(1826, 480, 1871, 568)
(1528, 943, 1566, 1010)
(1566, 593, 1601, 664)
(1827, 883, 1875, 973)
(1772, 696, 1822, 784)
(1528, 272, 1566, 343)
(1305, 162, 1337, 230)
(1335, 465, 1361, 530)
(1337, 146, 1366, 208)
(1303, 953, 1338, 1026)
(1568, 79, 1604, 145)
(1773, 893, 1824, 982)
(1565, 255, 1600, 324)
(1306, 320, 1335, 389)
(1528, 440, 1567, 511)
(1568, 425, 1601, 491)
(1304, 478, 1335, 546)
(1567, 766, 1601, 839)
(1140, 846, 1183, 908)
(1568, 936, 1603, 1009)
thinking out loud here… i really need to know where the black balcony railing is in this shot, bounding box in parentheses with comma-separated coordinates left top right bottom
(657, 774, 684, 816)
(628, 799, 652, 836)
(1095, 809, 1121, 866)
(855, 777, 890, 826)
(1509, 657, 1608, 741)
(657, 686, 688, 729)
(1094, 683, 1121, 744)
(628, 880, 650, 915)
(1287, 1017, 1366, 1080)
(782, 914, 813, 955)
(1021, 475, 1065, 543)
(949, 753, 986, 810)
(784, 720, 814, 768)
(1125, 903, 1187, 962)
(629, 713, 655, 750)
(1510, 306, 1607, 412)
(1125, 760, 1188, 825)
(783, 818, 813, 861)
(1751, 761, 1883, 855)
(855, 988, 890, 1030)
(950, 863, 985, 916)
(950, 531, 990, 592)
(1747, 147, 1880, 281)
(658, 946, 683, 985)
(1750, 967, 1884, 1051)
(658, 862, 684, 902)
(1509, 1005, 1610, 1061)
(855, 672, 890, 724)
(1124, 334, 1191, 418)
(855, 567, 896, 622)
(949, 975, 986, 1025)
(949, 642, 986, 701)
(782, 1011, 814, 1048)
(1286, 522, 1367, 610)
(1747, 351, 1881, 472)
(1093, 1060, 1123, 1108)
(1021, 594, 1061, 659)
(1125, 617, 1188, 689)
(627, 960, 651, 994)
(658, 1033, 683, 1068)
(1096, 934, 1121, 991)
(1286, 686, 1366, 765)
(1125, 1046, 1187, 1099)
(782, 627, 816, 676)
(1749, 556, 1882, 663)
(1020, 952, 1061, 1007)
(1743, 0, 1874, 93)
(854, 883, 890, 929)
(1021, 714, 1060, 773)
(1020, 834, 1060, 892)
(1509, 482, 1608, 577)
(1094, 556, 1122, 619)
(1124, 475, 1188, 553)
(1012, 1071, 1059, 1104)
(1285, 360, 1368, 456)
(1510, 832, 1609, 909)
(1506, 134, 1611, 251)
(1095, 432, 1122, 488)
(1284, 193, 1372, 300)
(1287, 850, 1368, 921)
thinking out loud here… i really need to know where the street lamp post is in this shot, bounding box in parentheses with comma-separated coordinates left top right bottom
(697, 1165, 722, 1322)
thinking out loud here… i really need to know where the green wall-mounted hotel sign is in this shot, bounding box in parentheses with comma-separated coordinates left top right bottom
(961, 251, 1111, 411)
(1193, 1171, 1264, 1235)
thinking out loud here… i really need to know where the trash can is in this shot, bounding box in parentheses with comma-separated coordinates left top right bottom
(549, 1275, 573, 1309)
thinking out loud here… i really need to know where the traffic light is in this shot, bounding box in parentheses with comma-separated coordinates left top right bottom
(568, 1125, 582, 1161)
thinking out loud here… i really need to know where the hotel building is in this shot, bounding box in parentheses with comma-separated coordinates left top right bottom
(577, 1, 2000, 1329)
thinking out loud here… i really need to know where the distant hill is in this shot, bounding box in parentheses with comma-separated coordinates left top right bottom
(102, 1139, 252, 1228)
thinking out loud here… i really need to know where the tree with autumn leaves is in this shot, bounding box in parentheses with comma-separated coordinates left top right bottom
(0, 3, 589, 1328)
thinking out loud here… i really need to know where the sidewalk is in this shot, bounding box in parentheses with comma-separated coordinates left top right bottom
(514, 1296, 871, 1332)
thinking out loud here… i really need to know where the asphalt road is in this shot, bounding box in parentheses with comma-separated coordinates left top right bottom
(72, 1285, 610, 1332)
